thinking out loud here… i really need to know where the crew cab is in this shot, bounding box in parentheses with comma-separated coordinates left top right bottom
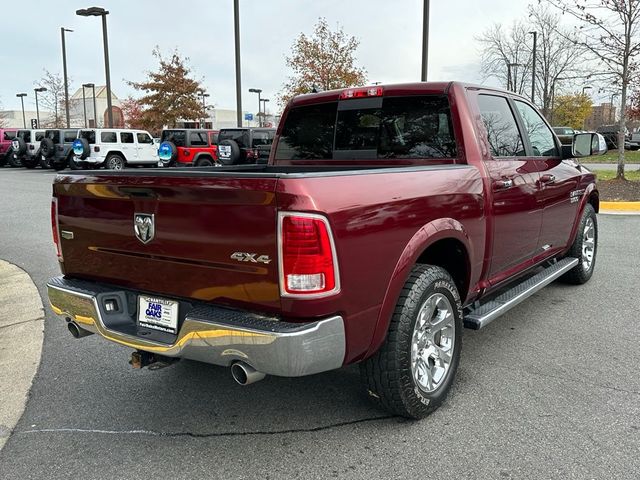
(157, 128, 219, 167)
(72, 128, 158, 170)
(47, 82, 604, 419)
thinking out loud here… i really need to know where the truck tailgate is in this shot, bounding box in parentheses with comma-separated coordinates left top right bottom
(54, 173, 281, 313)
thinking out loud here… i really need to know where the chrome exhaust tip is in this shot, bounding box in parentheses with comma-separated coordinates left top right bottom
(231, 362, 266, 386)
(67, 321, 94, 338)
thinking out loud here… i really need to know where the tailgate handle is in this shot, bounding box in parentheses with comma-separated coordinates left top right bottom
(119, 188, 157, 198)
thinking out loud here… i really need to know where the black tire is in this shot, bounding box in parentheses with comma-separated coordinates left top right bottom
(360, 265, 463, 419)
(8, 152, 22, 168)
(39, 155, 51, 169)
(105, 154, 126, 170)
(13, 137, 27, 156)
(69, 156, 86, 170)
(22, 156, 39, 169)
(195, 156, 214, 167)
(52, 156, 69, 171)
(40, 138, 55, 159)
(560, 204, 597, 284)
(218, 139, 241, 165)
(0, 153, 7, 167)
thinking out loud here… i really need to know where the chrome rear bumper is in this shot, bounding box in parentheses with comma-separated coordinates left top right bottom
(47, 276, 345, 377)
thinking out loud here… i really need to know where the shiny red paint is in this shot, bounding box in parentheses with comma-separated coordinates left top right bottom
(52, 81, 598, 366)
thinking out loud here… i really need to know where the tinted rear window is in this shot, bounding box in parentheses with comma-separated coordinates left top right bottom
(4, 131, 17, 140)
(18, 130, 30, 142)
(80, 130, 96, 144)
(161, 130, 186, 147)
(101, 132, 117, 143)
(275, 95, 457, 160)
(218, 129, 249, 148)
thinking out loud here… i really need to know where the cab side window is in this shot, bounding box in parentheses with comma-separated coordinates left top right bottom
(514, 101, 559, 157)
(477, 95, 525, 158)
(120, 132, 134, 144)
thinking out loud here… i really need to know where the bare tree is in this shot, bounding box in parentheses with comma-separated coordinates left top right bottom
(35, 70, 72, 127)
(477, 22, 533, 96)
(545, 0, 640, 179)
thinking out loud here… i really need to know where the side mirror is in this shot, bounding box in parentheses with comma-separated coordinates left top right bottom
(572, 132, 607, 157)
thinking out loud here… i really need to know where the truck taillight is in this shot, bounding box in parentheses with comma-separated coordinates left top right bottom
(51, 198, 62, 261)
(279, 213, 340, 297)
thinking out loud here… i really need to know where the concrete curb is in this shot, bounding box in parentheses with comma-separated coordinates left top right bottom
(0, 260, 44, 451)
(600, 201, 640, 215)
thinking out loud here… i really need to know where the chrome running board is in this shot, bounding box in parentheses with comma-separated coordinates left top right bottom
(464, 257, 579, 330)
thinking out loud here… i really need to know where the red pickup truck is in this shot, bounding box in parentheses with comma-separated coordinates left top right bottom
(47, 82, 604, 419)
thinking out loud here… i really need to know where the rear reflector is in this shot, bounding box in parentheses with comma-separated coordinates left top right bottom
(279, 213, 340, 297)
(339, 86, 383, 99)
(51, 198, 62, 261)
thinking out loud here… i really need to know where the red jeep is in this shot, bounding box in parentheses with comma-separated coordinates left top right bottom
(158, 129, 219, 167)
(0, 128, 18, 167)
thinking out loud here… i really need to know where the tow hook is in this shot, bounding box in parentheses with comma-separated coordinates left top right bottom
(129, 350, 179, 370)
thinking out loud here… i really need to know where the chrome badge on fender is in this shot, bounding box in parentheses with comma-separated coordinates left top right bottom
(230, 252, 272, 264)
(134, 213, 155, 244)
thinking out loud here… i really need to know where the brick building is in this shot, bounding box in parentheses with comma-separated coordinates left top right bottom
(584, 103, 617, 131)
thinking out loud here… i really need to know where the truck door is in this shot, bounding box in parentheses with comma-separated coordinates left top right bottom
(512, 100, 579, 255)
(476, 94, 544, 279)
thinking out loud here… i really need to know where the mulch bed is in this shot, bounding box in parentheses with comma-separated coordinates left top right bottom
(597, 179, 640, 201)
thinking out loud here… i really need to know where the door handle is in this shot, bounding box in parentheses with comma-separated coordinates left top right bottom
(493, 179, 513, 190)
(540, 174, 556, 185)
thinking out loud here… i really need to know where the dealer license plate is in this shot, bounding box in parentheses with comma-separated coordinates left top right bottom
(138, 296, 179, 334)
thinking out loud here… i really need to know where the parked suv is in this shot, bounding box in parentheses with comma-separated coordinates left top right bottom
(0, 128, 18, 167)
(157, 129, 219, 167)
(40, 129, 79, 170)
(12, 129, 45, 168)
(217, 127, 275, 165)
(73, 129, 158, 170)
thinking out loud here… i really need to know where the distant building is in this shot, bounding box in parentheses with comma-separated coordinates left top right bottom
(584, 103, 617, 131)
(69, 85, 122, 128)
(0, 110, 54, 128)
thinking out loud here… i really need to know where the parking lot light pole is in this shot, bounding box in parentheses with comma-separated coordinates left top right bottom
(16, 93, 27, 128)
(83, 83, 97, 127)
(198, 91, 210, 128)
(34, 87, 47, 127)
(81, 85, 88, 127)
(234, 0, 242, 127)
(60, 28, 73, 128)
(421, 0, 430, 81)
(249, 88, 262, 126)
(76, 7, 113, 128)
(260, 98, 270, 125)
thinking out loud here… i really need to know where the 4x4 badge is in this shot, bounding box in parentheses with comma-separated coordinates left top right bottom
(134, 213, 155, 244)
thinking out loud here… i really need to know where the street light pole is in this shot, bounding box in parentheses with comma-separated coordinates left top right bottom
(82, 85, 87, 127)
(16, 93, 27, 128)
(249, 88, 262, 127)
(60, 28, 73, 128)
(260, 98, 270, 125)
(610, 93, 618, 123)
(507, 63, 522, 92)
(34, 87, 47, 127)
(234, 0, 242, 127)
(421, 0, 430, 81)
(198, 91, 210, 128)
(529, 31, 537, 103)
(581, 86, 592, 129)
(76, 7, 113, 128)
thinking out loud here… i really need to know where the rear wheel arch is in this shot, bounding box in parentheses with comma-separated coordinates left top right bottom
(363, 219, 472, 360)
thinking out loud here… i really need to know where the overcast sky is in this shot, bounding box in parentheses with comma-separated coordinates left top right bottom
(1, 0, 541, 114)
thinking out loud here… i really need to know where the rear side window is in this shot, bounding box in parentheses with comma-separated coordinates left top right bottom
(189, 131, 208, 146)
(161, 130, 186, 147)
(80, 130, 96, 144)
(45, 131, 60, 143)
(252, 131, 272, 147)
(35, 131, 44, 142)
(101, 132, 117, 143)
(64, 131, 77, 142)
(275, 95, 457, 160)
(120, 132, 134, 144)
(18, 131, 31, 142)
(218, 129, 250, 148)
(209, 132, 219, 144)
(137, 133, 153, 144)
(514, 101, 558, 157)
(477, 95, 525, 157)
(4, 131, 16, 140)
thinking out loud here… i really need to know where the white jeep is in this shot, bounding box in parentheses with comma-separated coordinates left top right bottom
(72, 129, 158, 170)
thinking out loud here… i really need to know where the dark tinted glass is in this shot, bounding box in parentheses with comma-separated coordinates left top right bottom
(275, 102, 337, 160)
(45, 130, 60, 143)
(120, 132, 134, 144)
(18, 130, 31, 142)
(64, 131, 77, 142)
(515, 101, 558, 157)
(251, 131, 272, 147)
(101, 132, 117, 143)
(477, 95, 525, 157)
(35, 131, 44, 141)
(218, 129, 250, 148)
(210, 132, 219, 144)
(161, 130, 186, 147)
(189, 131, 207, 146)
(137, 133, 152, 144)
(80, 130, 96, 144)
(4, 131, 16, 140)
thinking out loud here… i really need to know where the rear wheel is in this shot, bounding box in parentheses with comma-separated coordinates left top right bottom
(105, 154, 125, 170)
(22, 157, 38, 169)
(69, 157, 85, 170)
(8, 153, 22, 168)
(560, 204, 597, 284)
(195, 157, 214, 167)
(360, 265, 463, 419)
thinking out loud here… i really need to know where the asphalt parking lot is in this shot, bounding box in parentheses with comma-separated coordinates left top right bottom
(0, 168, 638, 479)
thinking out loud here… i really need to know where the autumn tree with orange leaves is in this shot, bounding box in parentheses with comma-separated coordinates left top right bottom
(279, 18, 367, 107)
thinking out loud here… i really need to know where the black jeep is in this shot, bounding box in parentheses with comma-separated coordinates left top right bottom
(40, 129, 79, 170)
(217, 128, 275, 165)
